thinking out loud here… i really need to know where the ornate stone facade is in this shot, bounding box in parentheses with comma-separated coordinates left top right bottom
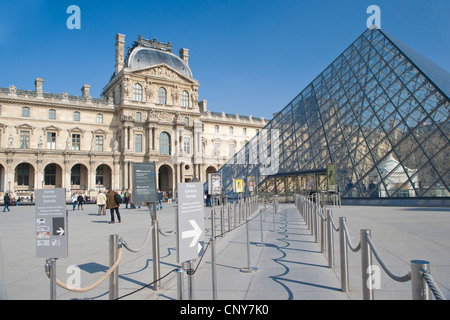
(0, 34, 266, 200)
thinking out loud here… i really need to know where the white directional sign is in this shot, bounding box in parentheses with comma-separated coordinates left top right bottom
(35, 188, 68, 258)
(177, 182, 205, 263)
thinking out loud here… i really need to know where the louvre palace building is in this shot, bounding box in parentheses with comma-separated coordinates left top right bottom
(0, 34, 266, 200)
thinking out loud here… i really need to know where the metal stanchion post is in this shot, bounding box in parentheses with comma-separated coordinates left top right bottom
(256, 210, 265, 247)
(182, 260, 195, 300)
(320, 208, 326, 253)
(220, 204, 225, 237)
(211, 196, 217, 300)
(361, 229, 374, 300)
(410, 260, 431, 300)
(176, 267, 186, 300)
(327, 209, 334, 269)
(46, 258, 57, 300)
(240, 219, 258, 273)
(339, 217, 349, 292)
(109, 234, 119, 300)
(150, 202, 161, 291)
(270, 198, 276, 232)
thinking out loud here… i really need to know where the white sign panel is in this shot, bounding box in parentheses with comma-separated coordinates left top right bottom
(177, 182, 205, 263)
(35, 188, 68, 258)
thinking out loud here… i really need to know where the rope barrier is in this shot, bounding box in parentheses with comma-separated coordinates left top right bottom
(294, 193, 447, 300)
(342, 222, 361, 252)
(121, 225, 154, 253)
(421, 268, 445, 300)
(365, 234, 411, 282)
(45, 247, 123, 293)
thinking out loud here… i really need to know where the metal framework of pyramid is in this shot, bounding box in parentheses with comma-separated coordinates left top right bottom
(216, 28, 450, 200)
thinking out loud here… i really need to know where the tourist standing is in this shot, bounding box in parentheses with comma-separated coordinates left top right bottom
(157, 189, 163, 210)
(106, 188, 121, 224)
(71, 194, 77, 210)
(77, 194, 84, 210)
(96, 191, 107, 216)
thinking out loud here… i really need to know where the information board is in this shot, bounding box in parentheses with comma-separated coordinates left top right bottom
(177, 182, 205, 263)
(208, 173, 222, 196)
(35, 188, 68, 258)
(132, 162, 157, 204)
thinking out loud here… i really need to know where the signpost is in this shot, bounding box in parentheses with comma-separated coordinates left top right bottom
(177, 182, 205, 263)
(35, 188, 68, 259)
(132, 162, 160, 290)
(177, 182, 205, 300)
(35, 188, 67, 300)
(132, 162, 157, 204)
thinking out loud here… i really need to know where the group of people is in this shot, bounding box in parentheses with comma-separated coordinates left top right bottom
(2, 194, 34, 212)
(95, 189, 122, 224)
(71, 189, 131, 224)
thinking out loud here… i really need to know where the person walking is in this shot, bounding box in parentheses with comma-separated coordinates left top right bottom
(77, 194, 84, 210)
(96, 191, 107, 216)
(71, 194, 77, 211)
(3, 193, 11, 212)
(157, 189, 163, 210)
(106, 188, 121, 224)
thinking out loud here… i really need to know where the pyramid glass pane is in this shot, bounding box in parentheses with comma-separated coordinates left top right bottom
(213, 29, 450, 200)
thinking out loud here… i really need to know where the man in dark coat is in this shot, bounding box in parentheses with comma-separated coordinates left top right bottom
(3, 193, 11, 212)
(106, 188, 121, 224)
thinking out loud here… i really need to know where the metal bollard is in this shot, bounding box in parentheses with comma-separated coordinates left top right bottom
(320, 208, 326, 253)
(240, 219, 258, 273)
(327, 210, 335, 269)
(220, 204, 225, 238)
(109, 234, 119, 300)
(360, 229, 374, 300)
(210, 202, 218, 300)
(339, 217, 349, 292)
(256, 209, 265, 247)
(182, 260, 195, 300)
(151, 203, 161, 291)
(411, 260, 432, 300)
(176, 267, 186, 300)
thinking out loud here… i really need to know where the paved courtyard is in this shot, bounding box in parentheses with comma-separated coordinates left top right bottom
(0, 201, 449, 300)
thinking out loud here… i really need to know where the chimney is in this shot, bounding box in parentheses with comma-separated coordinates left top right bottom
(35, 78, 44, 96)
(81, 84, 91, 99)
(179, 48, 189, 65)
(198, 99, 207, 112)
(115, 33, 126, 75)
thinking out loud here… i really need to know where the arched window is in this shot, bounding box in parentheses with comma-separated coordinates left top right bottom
(133, 83, 143, 102)
(97, 113, 103, 124)
(136, 112, 142, 122)
(73, 111, 80, 122)
(229, 126, 233, 134)
(159, 132, 171, 155)
(158, 87, 167, 104)
(181, 90, 189, 107)
(44, 164, 56, 186)
(49, 109, 56, 120)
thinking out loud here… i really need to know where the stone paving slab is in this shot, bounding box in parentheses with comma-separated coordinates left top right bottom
(0, 202, 449, 301)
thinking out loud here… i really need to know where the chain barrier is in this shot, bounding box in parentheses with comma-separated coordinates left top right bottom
(294, 193, 446, 300)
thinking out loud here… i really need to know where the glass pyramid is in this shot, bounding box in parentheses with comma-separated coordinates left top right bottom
(215, 28, 450, 200)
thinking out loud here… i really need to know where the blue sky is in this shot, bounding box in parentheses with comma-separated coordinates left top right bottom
(0, 0, 448, 119)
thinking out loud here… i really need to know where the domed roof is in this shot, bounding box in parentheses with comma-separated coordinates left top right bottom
(127, 46, 193, 79)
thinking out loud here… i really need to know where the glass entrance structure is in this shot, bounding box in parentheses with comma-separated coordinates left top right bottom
(216, 28, 449, 201)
